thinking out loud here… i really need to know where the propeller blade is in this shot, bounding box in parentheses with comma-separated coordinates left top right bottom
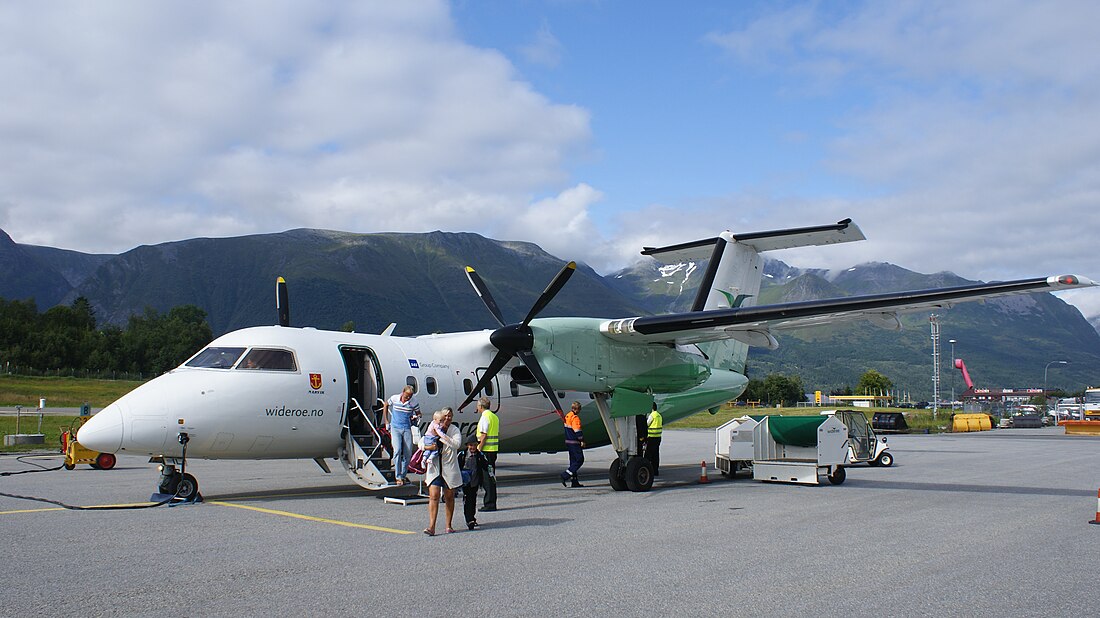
(458, 350, 512, 411)
(276, 277, 290, 327)
(464, 266, 506, 327)
(522, 261, 576, 326)
(517, 350, 565, 419)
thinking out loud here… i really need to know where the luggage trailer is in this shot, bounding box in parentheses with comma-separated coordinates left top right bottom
(715, 415, 850, 485)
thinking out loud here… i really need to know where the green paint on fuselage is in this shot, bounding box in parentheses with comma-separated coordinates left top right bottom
(531, 317, 711, 393)
(498, 368, 748, 453)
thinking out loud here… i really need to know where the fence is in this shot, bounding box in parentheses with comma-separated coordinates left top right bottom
(2, 364, 146, 381)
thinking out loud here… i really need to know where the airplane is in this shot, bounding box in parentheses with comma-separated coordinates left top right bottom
(77, 219, 1096, 497)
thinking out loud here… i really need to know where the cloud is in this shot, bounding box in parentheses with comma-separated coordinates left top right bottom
(0, 1, 591, 253)
(698, 1, 1100, 318)
(519, 20, 564, 68)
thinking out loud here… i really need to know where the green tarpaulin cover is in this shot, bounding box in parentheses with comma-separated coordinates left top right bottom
(767, 416, 825, 447)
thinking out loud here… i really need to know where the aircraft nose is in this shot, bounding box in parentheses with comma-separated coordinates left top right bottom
(77, 404, 124, 453)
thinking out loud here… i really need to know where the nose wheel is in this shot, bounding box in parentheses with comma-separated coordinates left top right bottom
(157, 464, 200, 501)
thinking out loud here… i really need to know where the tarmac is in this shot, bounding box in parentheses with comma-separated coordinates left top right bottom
(2, 427, 1099, 617)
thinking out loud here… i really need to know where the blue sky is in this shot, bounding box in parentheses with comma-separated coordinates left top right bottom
(1, 1, 1098, 318)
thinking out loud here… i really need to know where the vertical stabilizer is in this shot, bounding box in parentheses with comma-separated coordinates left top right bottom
(640, 219, 864, 374)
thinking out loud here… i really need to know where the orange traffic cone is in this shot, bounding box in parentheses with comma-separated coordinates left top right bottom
(698, 460, 711, 484)
(1090, 489, 1100, 525)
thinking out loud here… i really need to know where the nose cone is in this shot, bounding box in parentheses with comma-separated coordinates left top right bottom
(77, 404, 124, 453)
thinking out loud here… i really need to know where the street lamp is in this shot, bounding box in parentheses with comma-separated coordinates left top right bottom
(949, 339, 957, 406)
(1044, 360, 1068, 421)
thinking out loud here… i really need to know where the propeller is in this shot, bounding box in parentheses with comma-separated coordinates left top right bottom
(276, 277, 290, 327)
(458, 261, 577, 417)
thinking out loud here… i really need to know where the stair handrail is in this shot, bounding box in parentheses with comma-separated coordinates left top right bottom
(348, 397, 387, 461)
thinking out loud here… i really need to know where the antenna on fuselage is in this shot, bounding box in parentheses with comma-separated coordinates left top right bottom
(276, 277, 290, 327)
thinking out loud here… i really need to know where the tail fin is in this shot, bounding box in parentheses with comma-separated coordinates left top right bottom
(641, 219, 865, 373)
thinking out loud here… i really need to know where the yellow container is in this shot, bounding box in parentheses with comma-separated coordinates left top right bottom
(952, 413, 992, 432)
(1063, 421, 1100, 436)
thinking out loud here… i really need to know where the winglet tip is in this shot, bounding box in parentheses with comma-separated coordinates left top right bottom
(1050, 274, 1097, 287)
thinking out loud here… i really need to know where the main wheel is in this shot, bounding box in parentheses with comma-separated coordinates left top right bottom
(624, 456, 654, 492)
(175, 473, 199, 500)
(876, 451, 894, 467)
(609, 459, 627, 491)
(827, 465, 846, 485)
(95, 453, 116, 470)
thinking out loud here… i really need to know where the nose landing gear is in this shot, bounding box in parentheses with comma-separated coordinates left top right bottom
(157, 465, 200, 500)
(151, 432, 202, 502)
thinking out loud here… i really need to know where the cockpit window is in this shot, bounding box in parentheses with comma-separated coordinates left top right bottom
(236, 348, 297, 371)
(185, 347, 246, 369)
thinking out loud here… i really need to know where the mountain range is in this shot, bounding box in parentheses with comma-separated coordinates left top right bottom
(3, 226, 1099, 398)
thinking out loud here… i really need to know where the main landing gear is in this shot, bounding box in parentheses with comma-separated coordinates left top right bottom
(609, 456, 655, 492)
(591, 392, 656, 493)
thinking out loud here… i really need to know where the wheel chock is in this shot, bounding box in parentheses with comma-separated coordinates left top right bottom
(149, 492, 204, 505)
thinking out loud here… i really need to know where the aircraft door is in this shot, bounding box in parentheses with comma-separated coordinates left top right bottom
(341, 347, 385, 433)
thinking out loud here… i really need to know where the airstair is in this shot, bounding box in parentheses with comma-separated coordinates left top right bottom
(338, 398, 395, 490)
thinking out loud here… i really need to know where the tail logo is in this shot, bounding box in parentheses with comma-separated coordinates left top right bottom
(717, 290, 754, 308)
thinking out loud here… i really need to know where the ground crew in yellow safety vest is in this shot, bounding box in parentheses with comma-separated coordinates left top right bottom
(561, 401, 586, 487)
(475, 396, 499, 511)
(644, 403, 663, 476)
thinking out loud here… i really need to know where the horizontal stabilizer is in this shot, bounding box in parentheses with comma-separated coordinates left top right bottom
(641, 218, 864, 262)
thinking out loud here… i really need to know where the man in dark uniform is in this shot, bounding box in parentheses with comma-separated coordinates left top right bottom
(644, 402, 663, 476)
(560, 401, 586, 487)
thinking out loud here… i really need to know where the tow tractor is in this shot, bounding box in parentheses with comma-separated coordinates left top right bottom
(829, 409, 893, 467)
(60, 416, 117, 471)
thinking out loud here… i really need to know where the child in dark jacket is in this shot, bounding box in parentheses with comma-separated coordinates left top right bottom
(461, 435, 485, 530)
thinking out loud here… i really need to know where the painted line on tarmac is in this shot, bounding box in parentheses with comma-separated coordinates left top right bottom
(208, 500, 414, 534)
(0, 506, 65, 515)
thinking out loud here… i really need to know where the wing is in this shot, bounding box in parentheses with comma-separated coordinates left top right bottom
(599, 275, 1096, 349)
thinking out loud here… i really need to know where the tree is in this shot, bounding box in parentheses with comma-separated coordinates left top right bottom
(763, 373, 805, 406)
(740, 378, 766, 403)
(856, 369, 893, 396)
(121, 305, 213, 375)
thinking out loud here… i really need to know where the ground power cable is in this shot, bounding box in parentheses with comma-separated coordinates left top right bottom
(0, 454, 187, 511)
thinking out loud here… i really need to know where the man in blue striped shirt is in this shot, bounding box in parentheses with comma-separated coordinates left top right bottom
(384, 385, 422, 485)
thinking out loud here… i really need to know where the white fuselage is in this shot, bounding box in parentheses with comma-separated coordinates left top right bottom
(78, 324, 746, 462)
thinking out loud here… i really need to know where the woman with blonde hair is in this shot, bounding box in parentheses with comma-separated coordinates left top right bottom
(422, 407, 462, 535)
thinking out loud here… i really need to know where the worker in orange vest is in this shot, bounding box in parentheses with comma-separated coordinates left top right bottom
(560, 401, 586, 487)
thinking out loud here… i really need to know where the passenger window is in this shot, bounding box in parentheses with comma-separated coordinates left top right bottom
(406, 376, 417, 393)
(463, 378, 473, 395)
(426, 377, 437, 396)
(236, 348, 297, 371)
(186, 347, 245, 369)
(485, 381, 494, 396)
